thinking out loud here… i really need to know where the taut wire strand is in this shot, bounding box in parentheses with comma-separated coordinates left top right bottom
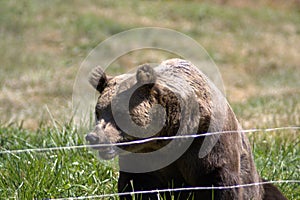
(0, 126, 299, 154)
(50, 180, 300, 200)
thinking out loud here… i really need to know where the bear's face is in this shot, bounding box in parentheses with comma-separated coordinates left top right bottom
(85, 59, 214, 161)
(86, 64, 182, 160)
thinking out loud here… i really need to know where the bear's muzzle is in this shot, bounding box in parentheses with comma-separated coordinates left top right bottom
(85, 132, 117, 160)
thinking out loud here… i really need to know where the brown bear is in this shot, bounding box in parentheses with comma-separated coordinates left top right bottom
(86, 58, 287, 200)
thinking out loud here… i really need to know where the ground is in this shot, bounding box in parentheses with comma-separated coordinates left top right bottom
(0, 0, 299, 199)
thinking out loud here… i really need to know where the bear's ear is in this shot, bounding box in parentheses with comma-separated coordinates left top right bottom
(89, 66, 111, 93)
(136, 64, 157, 85)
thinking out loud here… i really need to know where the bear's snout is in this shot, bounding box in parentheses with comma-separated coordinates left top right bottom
(85, 132, 99, 144)
(86, 132, 117, 160)
(86, 123, 120, 160)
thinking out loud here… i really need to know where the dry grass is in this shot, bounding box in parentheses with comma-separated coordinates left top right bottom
(0, 0, 299, 130)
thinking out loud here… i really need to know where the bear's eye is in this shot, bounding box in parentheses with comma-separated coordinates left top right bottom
(95, 105, 113, 122)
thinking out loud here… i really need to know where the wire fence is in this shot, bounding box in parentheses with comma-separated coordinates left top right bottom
(0, 126, 299, 155)
(1, 126, 299, 199)
(50, 180, 300, 200)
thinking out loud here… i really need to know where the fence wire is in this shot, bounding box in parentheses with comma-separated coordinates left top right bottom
(50, 180, 300, 200)
(2, 126, 299, 199)
(0, 126, 299, 155)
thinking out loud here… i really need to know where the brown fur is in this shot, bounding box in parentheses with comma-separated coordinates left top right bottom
(86, 58, 287, 200)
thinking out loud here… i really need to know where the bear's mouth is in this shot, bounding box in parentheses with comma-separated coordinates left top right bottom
(85, 133, 118, 160)
(97, 147, 117, 160)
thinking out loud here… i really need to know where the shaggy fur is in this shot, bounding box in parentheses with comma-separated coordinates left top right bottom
(86, 59, 287, 200)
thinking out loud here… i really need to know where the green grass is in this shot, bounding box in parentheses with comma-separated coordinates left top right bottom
(0, 124, 118, 199)
(252, 130, 300, 200)
(0, 123, 298, 199)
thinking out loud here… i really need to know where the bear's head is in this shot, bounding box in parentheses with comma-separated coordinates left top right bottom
(86, 59, 213, 160)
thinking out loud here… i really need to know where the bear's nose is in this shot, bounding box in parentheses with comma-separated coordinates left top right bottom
(85, 132, 99, 144)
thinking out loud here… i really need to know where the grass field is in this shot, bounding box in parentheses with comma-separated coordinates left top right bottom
(0, 0, 299, 199)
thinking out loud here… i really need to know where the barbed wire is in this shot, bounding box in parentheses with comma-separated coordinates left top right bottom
(50, 180, 300, 200)
(0, 126, 299, 155)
